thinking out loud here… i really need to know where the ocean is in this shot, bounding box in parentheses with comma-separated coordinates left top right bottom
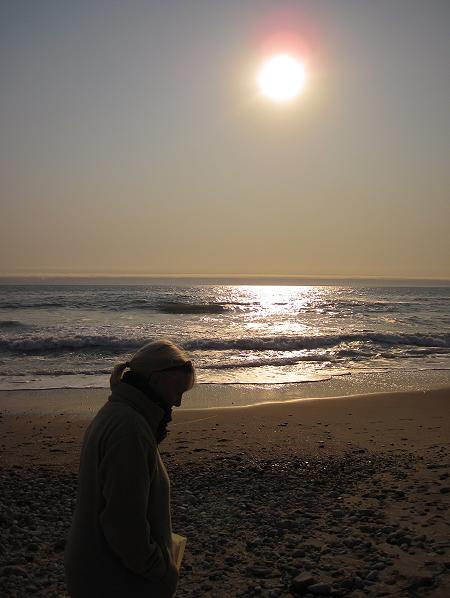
(0, 279, 449, 392)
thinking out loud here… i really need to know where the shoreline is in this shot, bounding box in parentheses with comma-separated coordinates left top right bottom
(1, 369, 450, 414)
(1, 385, 449, 468)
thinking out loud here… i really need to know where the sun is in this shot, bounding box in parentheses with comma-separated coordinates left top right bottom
(258, 54, 306, 102)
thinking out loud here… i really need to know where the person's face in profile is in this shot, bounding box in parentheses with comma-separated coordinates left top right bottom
(150, 369, 192, 408)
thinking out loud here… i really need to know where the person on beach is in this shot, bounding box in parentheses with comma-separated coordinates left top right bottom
(64, 339, 195, 598)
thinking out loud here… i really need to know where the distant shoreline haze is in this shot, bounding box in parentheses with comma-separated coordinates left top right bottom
(0, 274, 449, 287)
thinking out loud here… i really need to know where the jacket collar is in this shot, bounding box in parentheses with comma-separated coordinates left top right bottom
(108, 381, 165, 438)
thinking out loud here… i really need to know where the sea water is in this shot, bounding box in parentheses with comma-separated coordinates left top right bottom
(0, 279, 449, 391)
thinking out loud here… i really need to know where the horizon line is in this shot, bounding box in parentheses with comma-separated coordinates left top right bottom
(0, 272, 449, 282)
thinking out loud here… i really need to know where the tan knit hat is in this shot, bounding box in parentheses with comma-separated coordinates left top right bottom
(128, 339, 190, 375)
(110, 338, 192, 389)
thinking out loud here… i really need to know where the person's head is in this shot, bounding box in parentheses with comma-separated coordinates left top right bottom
(110, 339, 195, 408)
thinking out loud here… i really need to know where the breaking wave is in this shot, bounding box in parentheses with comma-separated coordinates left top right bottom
(155, 301, 228, 314)
(1, 331, 449, 356)
(185, 332, 450, 352)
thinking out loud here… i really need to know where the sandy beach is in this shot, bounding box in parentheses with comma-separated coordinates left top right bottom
(1, 386, 450, 597)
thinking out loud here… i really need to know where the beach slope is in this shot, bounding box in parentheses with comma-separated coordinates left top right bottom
(1, 387, 449, 596)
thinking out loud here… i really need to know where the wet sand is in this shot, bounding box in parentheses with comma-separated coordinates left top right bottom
(1, 369, 450, 412)
(1, 387, 449, 596)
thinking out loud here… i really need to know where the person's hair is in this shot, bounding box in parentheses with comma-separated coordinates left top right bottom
(110, 338, 195, 391)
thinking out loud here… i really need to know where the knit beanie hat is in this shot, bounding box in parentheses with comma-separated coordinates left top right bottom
(110, 339, 192, 389)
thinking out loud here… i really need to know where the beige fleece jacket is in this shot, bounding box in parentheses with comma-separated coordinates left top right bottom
(64, 381, 178, 598)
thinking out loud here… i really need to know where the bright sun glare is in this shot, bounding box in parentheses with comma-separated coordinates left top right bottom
(258, 54, 306, 102)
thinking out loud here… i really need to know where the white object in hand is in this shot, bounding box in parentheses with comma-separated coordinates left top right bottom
(171, 533, 187, 570)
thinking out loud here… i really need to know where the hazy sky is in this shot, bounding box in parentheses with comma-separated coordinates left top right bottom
(1, 0, 449, 278)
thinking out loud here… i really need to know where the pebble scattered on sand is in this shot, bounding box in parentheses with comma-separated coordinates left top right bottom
(1, 446, 449, 597)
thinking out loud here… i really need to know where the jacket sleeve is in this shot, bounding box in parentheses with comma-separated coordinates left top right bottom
(98, 424, 167, 581)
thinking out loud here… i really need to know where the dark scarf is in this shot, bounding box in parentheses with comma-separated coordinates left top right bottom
(121, 371, 172, 444)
